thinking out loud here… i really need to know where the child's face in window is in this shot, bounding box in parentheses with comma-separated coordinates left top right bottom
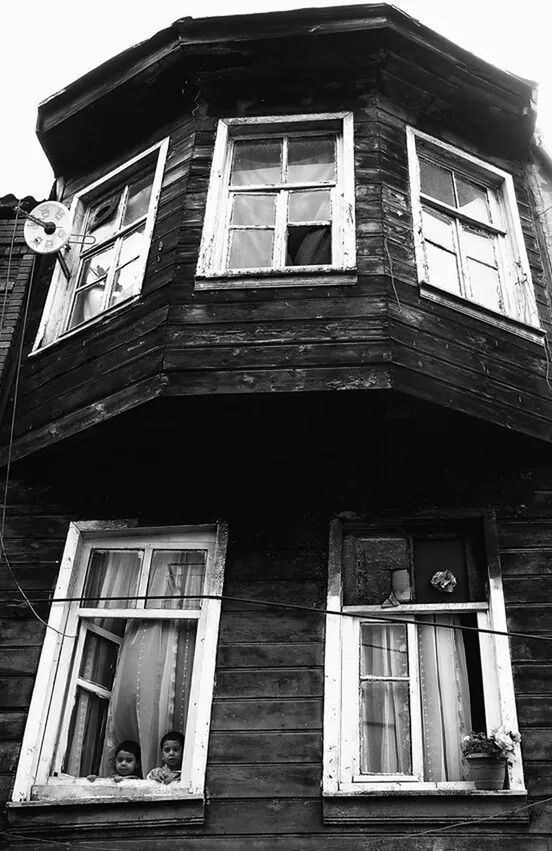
(162, 739, 183, 770)
(115, 749, 138, 777)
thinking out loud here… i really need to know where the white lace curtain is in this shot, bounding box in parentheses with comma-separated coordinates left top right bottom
(360, 616, 472, 780)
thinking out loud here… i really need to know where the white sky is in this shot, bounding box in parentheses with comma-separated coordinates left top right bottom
(2, 0, 551, 199)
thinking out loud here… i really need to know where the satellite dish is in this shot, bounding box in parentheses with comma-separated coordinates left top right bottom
(23, 201, 72, 255)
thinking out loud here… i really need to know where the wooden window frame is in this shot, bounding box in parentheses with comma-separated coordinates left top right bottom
(323, 515, 525, 797)
(10, 520, 228, 805)
(407, 127, 542, 339)
(32, 139, 169, 353)
(196, 113, 356, 290)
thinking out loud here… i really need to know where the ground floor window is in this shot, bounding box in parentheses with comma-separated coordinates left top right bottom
(12, 522, 227, 802)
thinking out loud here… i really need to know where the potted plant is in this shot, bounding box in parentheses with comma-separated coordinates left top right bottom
(462, 727, 521, 790)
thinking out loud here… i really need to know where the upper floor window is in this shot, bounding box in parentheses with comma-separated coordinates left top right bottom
(196, 113, 355, 289)
(323, 517, 524, 795)
(407, 127, 539, 330)
(33, 139, 168, 350)
(11, 522, 227, 806)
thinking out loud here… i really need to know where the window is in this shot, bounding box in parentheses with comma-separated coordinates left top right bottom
(196, 113, 355, 288)
(33, 139, 168, 350)
(323, 517, 524, 795)
(11, 522, 227, 805)
(407, 127, 540, 331)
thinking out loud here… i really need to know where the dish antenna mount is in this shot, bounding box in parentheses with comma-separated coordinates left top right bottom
(21, 201, 95, 279)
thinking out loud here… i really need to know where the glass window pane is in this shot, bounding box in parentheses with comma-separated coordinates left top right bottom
(419, 159, 455, 206)
(467, 259, 502, 312)
(361, 623, 408, 677)
(456, 177, 489, 223)
(67, 282, 106, 330)
(79, 246, 114, 289)
(421, 208, 456, 252)
(287, 136, 335, 183)
(230, 140, 282, 186)
(119, 226, 145, 266)
(109, 259, 141, 308)
(231, 194, 276, 226)
(425, 243, 461, 295)
(146, 550, 207, 609)
(87, 194, 121, 242)
(228, 229, 274, 268)
(98, 619, 197, 778)
(289, 190, 330, 222)
(80, 632, 119, 689)
(462, 227, 496, 267)
(64, 688, 109, 777)
(82, 550, 142, 609)
(123, 172, 154, 226)
(360, 681, 411, 774)
(286, 225, 331, 266)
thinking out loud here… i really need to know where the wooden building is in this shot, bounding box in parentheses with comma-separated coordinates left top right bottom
(1, 4, 552, 848)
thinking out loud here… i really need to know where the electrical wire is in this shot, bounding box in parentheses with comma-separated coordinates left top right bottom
(2, 590, 552, 645)
(0, 205, 20, 336)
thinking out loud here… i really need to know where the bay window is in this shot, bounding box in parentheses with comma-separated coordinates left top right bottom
(196, 113, 356, 288)
(407, 127, 540, 332)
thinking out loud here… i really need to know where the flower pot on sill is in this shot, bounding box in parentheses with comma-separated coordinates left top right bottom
(466, 753, 507, 790)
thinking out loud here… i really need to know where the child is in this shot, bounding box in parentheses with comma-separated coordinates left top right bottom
(88, 740, 141, 783)
(146, 731, 184, 784)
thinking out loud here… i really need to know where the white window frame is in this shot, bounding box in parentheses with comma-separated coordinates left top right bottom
(196, 113, 356, 289)
(32, 138, 169, 352)
(407, 126, 541, 336)
(323, 518, 525, 796)
(11, 520, 227, 804)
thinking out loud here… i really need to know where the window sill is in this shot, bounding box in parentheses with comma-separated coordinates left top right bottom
(29, 294, 141, 358)
(195, 268, 357, 290)
(322, 789, 528, 826)
(419, 281, 544, 345)
(6, 789, 205, 829)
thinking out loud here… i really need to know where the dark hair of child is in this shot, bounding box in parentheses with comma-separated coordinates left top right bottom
(115, 740, 141, 761)
(160, 730, 184, 748)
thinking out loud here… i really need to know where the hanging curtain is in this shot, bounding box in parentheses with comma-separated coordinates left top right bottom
(100, 551, 204, 777)
(418, 614, 472, 781)
(360, 623, 411, 774)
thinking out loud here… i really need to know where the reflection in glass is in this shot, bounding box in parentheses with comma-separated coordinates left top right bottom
(456, 178, 489, 222)
(231, 194, 276, 226)
(463, 227, 496, 266)
(146, 550, 206, 609)
(422, 208, 456, 252)
(231, 141, 281, 186)
(286, 225, 331, 266)
(419, 159, 455, 206)
(124, 173, 154, 226)
(110, 260, 140, 308)
(68, 282, 106, 330)
(228, 229, 274, 268)
(287, 137, 335, 183)
(64, 688, 109, 777)
(80, 632, 119, 689)
(288, 190, 330, 222)
(119, 226, 145, 266)
(87, 195, 120, 243)
(425, 244, 461, 294)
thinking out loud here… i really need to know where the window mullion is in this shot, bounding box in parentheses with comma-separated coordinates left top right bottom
(136, 546, 153, 609)
(408, 620, 424, 781)
(453, 218, 470, 299)
(274, 191, 288, 268)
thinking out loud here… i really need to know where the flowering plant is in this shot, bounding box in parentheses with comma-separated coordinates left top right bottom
(462, 726, 521, 759)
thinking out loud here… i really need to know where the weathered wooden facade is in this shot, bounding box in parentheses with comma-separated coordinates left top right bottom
(2, 4, 552, 849)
